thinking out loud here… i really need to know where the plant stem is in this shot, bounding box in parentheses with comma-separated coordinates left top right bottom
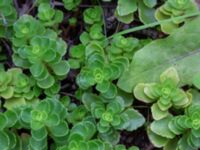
(109, 11, 200, 39)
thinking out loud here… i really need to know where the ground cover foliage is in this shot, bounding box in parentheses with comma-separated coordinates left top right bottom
(0, 0, 200, 150)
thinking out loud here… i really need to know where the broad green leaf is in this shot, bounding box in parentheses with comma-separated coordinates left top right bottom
(118, 17, 200, 93)
(192, 73, 200, 89)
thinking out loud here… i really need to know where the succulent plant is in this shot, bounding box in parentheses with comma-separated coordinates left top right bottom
(68, 44, 85, 69)
(12, 15, 45, 47)
(80, 24, 107, 47)
(115, 0, 157, 24)
(77, 42, 129, 99)
(155, 0, 199, 34)
(148, 105, 200, 150)
(134, 67, 192, 120)
(37, 3, 63, 27)
(0, 68, 40, 109)
(83, 6, 103, 25)
(0, 0, 17, 37)
(20, 97, 69, 149)
(62, 0, 81, 11)
(82, 92, 145, 137)
(12, 15, 70, 90)
(106, 35, 139, 61)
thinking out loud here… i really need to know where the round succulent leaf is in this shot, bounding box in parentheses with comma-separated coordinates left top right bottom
(45, 113, 60, 127)
(20, 107, 32, 123)
(98, 129, 120, 145)
(0, 114, 7, 130)
(80, 32, 90, 46)
(68, 133, 84, 142)
(71, 121, 96, 140)
(0, 86, 14, 99)
(171, 89, 191, 108)
(115, 10, 134, 24)
(0, 131, 10, 150)
(38, 3, 55, 21)
(49, 121, 69, 137)
(147, 127, 169, 148)
(117, 108, 145, 131)
(85, 42, 104, 59)
(4, 97, 26, 110)
(117, 0, 137, 16)
(76, 71, 95, 89)
(37, 75, 55, 89)
(107, 96, 125, 113)
(157, 98, 172, 111)
(160, 67, 180, 85)
(6, 131, 17, 149)
(187, 133, 200, 148)
(70, 44, 85, 58)
(43, 49, 56, 62)
(100, 83, 117, 99)
(111, 115, 121, 127)
(97, 122, 110, 133)
(29, 136, 47, 150)
(191, 128, 200, 138)
(4, 110, 18, 127)
(177, 133, 195, 150)
(151, 103, 170, 120)
(133, 83, 156, 103)
(30, 63, 45, 78)
(31, 126, 47, 141)
(88, 140, 105, 150)
(150, 116, 175, 139)
(82, 92, 103, 111)
(168, 118, 185, 135)
(68, 58, 81, 69)
(96, 81, 110, 93)
(144, 83, 161, 100)
(35, 100, 51, 114)
(143, 0, 157, 8)
(51, 60, 70, 76)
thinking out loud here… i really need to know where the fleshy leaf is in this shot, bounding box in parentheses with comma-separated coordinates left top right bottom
(151, 103, 170, 120)
(134, 83, 156, 103)
(116, 0, 137, 16)
(150, 116, 175, 139)
(147, 127, 169, 148)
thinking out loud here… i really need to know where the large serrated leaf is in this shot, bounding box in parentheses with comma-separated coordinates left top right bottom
(117, 17, 200, 93)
